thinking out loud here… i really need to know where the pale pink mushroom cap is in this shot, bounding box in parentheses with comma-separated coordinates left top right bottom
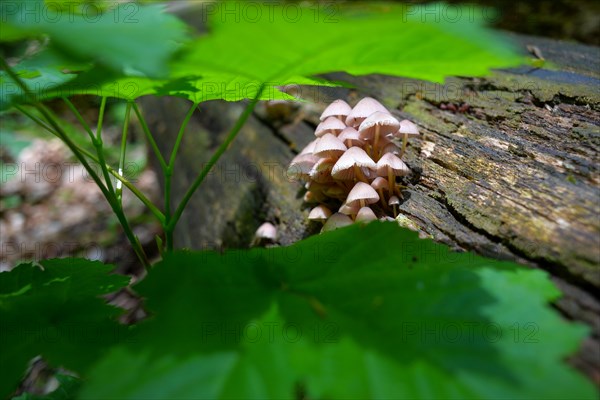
(381, 142, 401, 155)
(337, 127, 363, 147)
(345, 97, 388, 128)
(388, 195, 400, 206)
(315, 116, 346, 137)
(322, 213, 353, 232)
(358, 111, 401, 141)
(331, 147, 377, 180)
(371, 176, 388, 191)
(346, 182, 380, 206)
(287, 153, 319, 180)
(339, 201, 361, 216)
(299, 138, 318, 155)
(313, 133, 347, 158)
(356, 207, 378, 223)
(309, 157, 336, 183)
(308, 205, 332, 222)
(255, 222, 277, 241)
(376, 153, 410, 177)
(390, 119, 420, 139)
(320, 99, 352, 121)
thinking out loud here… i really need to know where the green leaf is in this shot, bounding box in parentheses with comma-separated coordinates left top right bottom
(79, 223, 594, 399)
(0, 49, 88, 110)
(167, 2, 524, 102)
(0, 259, 130, 398)
(3, 2, 523, 105)
(2, 0, 187, 77)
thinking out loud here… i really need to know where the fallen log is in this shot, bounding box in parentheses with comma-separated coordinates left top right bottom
(141, 29, 599, 383)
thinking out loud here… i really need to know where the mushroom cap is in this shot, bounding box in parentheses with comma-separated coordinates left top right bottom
(356, 207, 377, 223)
(287, 153, 319, 180)
(376, 153, 410, 177)
(315, 116, 346, 137)
(339, 201, 361, 215)
(371, 176, 388, 190)
(331, 147, 377, 180)
(338, 127, 363, 147)
(358, 111, 401, 141)
(298, 138, 318, 155)
(313, 133, 347, 158)
(308, 205, 332, 222)
(345, 97, 388, 128)
(309, 157, 336, 183)
(320, 99, 352, 121)
(388, 195, 400, 206)
(322, 213, 353, 232)
(381, 142, 401, 155)
(346, 182, 380, 206)
(391, 119, 420, 138)
(255, 222, 277, 241)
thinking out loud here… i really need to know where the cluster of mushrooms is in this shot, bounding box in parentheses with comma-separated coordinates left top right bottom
(288, 97, 420, 231)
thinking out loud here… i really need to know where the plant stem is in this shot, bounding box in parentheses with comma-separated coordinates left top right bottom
(15, 105, 165, 225)
(132, 102, 167, 172)
(62, 97, 95, 142)
(163, 102, 198, 252)
(116, 102, 132, 204)
(94, 97, 116, 194)
(166, 86, 264, 233)
(2, 58, 151, 270)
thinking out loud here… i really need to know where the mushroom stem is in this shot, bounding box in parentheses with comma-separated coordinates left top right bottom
(400, 133, 408, 158)
(377, 188, 386, 207)
(373, 125, 381, 157)
(387, 168, 394, 194)
(353, 165, 369, 183)
(359, 199, 365, 208)
(393, 204, 398, 217)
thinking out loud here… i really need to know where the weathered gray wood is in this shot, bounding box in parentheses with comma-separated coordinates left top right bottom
(142, 34, 600, 382)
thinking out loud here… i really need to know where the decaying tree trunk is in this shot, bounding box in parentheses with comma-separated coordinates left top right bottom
(141, 34, 600, 382)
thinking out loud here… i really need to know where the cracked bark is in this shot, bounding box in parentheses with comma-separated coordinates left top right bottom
(142, 34, 599, 383)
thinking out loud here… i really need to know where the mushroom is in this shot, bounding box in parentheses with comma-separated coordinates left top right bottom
(331, 147, 377, 183)
(309, 157, 336, 183)
(337, 127, 363, 148)
(390, 119, 420, 157)
(253, 222, 277, 246)
(313, 133, 347, 159)
(308, 205, 332, 223)
(339, 201, 361, 217)
(370, 176, 388, 205)
(346, 181, 380, 209)
(356, 207, 377, 224)
(376, 153, 410, 194)
(320, 99, 352, 122)
(298, 138, 318, 155)
(315, 116, 346, 137)
(345, 97, 388, 128)
(381, 141, 401, 156)
(388, 195, 400, 217)
(358, 111, 400, 157)
(322, 212, 353, 232)
(287, 153, 319, 181)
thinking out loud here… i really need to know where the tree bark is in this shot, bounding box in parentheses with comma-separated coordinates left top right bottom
(142, 33, 600, 383)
